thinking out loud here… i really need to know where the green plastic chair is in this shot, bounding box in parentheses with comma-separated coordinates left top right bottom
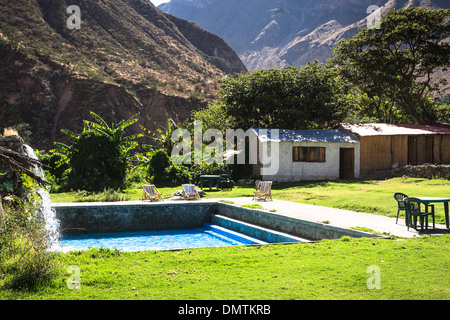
(393, 193, 408, 224)
(404, 197, 435, 231)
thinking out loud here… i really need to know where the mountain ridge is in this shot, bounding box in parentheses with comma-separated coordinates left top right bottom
(160, 0, 450, 71)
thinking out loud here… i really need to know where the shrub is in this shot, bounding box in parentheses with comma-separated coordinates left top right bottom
(73, 188, 131, 202)
(0, 193, 58, 290)
(125, 153, 148, 186)
(56, 111, 142, 192)
(166, 164, 191, 186)
(190, 163, 229, 184)
(38, 150, 69, 185)
(67, 131, 128, 192)
(148, 149, 172, 177)
(147, 149, 190, 187)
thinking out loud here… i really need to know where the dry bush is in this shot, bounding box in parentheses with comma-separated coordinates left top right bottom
(3, 127, 19, 137)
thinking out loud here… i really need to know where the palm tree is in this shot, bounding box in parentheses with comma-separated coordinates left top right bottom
(56, 111, 143, 158)
(55, 111, 143, 191)
(84, 111, 143, 156)
(142, 115, 194, 156)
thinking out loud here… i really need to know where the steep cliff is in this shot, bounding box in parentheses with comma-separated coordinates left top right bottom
(0, 0, 246, 150)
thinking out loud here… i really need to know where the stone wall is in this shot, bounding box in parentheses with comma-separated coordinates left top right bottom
(0, 135, 25, 153)
(53, 202, 216, 235)
(392, 164, 450, 180)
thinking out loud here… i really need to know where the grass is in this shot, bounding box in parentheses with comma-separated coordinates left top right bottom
(1, 235, 449, 300)
(270, 177, 450, 223)
(241, 204, 265, 209)
(2, 177, 450, 300)
(50, 177, 450, 224)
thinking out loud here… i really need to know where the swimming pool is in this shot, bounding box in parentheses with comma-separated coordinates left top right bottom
(55, 224, 268, 252)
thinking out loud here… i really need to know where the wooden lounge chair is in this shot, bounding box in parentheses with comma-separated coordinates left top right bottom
(253, 181, 273, 201)
(182, 184, 200, 200)
(142, 185, 163, 202)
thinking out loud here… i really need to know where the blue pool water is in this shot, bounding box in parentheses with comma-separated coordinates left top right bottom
(56, 224, 267, 252)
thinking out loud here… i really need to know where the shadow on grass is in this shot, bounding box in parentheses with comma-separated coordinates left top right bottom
(199, 180, 379, 194)
(271, 179, 378, 190)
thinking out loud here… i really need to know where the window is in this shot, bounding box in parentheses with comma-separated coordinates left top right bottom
(293, 147, 326, 162)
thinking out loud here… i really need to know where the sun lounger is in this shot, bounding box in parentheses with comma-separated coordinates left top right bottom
(253, 181, 273, 201)
(142, 184, 163, 201)
(182, 184, 200, 200)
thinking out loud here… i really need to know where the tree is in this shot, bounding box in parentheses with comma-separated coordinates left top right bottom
(83, 111, 142, 157)
(343, 90, 410, 124)
(192, 100, 235, 135)
(141, 115, 187, 156)
(56, 112, 142, 191)
(218, 61, 348, 130)
(435, 94, 450, 123)
(332, 7, 450, 124)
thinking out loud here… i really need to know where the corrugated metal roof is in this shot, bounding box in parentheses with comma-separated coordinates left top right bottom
(340, 123, 450, 137)
(251, 128, 359, 143)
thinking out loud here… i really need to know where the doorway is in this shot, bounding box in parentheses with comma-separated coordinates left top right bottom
(339, 148, 355, 180)
(408, 136, 417, 165)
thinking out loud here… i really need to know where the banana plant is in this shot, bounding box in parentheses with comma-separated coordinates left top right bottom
(57, 111, 143, 158)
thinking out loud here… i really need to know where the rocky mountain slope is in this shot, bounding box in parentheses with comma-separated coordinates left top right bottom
(0, 0, 246, 150)
(160, 0, 450, 71)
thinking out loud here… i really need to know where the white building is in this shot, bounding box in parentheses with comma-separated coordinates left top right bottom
(250, 128, 360, 182)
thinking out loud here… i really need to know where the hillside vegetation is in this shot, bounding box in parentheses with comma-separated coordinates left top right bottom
(0, 0, 246, 149)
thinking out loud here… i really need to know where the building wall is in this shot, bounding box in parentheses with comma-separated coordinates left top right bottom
(360, 134, 450, 175)
(434, 135, 450, 164)
(255, 140, 360, 182)
(360, 136, 407, 172)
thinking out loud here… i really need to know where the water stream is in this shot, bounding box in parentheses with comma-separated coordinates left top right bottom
(24, 145, 61, 249)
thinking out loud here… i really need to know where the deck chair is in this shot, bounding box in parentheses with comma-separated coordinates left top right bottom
(253, 181, 273, 201)
(182, 184, 200, 200)
(142, 185, 163, 202)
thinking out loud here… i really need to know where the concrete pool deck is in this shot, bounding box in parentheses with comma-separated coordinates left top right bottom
(211, 198, 449, 238)
(53, 197, 450, 239)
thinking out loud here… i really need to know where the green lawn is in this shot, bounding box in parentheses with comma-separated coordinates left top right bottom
(1, 235, 449, 300)
(50, 177, 450, 224)
(270, 177, 450, 224)
(2, 177, 449, 300)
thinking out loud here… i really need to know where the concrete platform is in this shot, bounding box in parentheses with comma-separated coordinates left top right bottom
(53, 197, 450, 239)
(210, 197, 449, 238)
